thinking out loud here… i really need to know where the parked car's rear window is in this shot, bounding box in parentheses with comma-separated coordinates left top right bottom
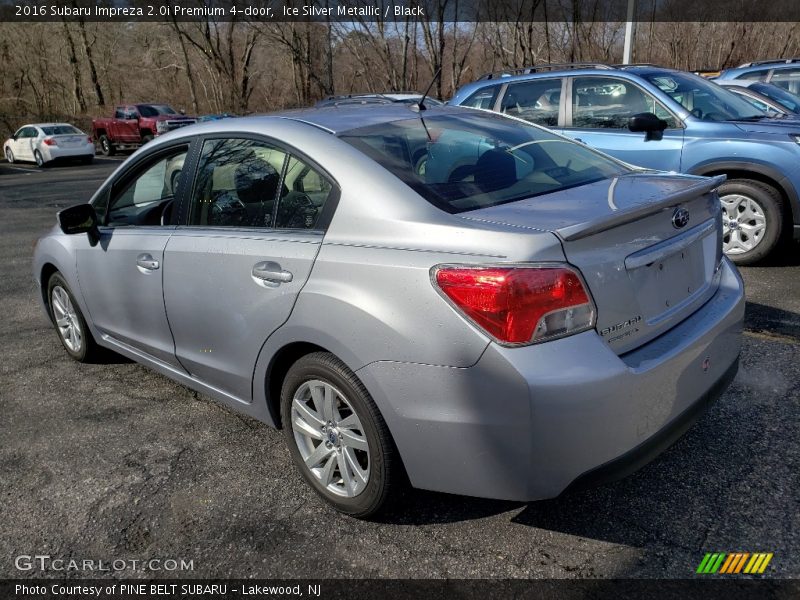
(41, 125, 82, 135)
(338, 111, 628, 213)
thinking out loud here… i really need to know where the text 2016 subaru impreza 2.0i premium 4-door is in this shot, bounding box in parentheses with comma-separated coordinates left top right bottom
(33, 105, 744, 517)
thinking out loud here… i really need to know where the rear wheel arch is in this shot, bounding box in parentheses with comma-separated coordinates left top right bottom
(690, 162, 796, 224)
(265, 342, 328, 428)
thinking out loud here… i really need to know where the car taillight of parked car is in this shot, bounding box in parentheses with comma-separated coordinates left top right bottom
(87, 136, 93, 144)
(43, 137, 58, 146)
(433, 265, 596, 345)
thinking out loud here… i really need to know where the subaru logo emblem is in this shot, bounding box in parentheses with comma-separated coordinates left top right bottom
(672, 207, 690, 229)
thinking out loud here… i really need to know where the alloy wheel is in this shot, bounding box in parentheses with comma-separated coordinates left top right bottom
(720, 193, 767, 255)
(291, 379, 370, 498)
(51, 286, 82, 353)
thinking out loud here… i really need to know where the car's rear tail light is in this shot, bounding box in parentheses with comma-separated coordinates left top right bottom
(43, 137, 57, 146)
(433, 265, 596, 345)
(87, 136, 93, 144)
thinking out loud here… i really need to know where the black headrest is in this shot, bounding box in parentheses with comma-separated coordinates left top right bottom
(474, 149, 517, 193)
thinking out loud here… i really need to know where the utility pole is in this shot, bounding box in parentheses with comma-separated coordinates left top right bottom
(622, 0, 636, 64)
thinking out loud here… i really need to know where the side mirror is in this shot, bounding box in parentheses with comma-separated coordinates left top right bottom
(11, 134, 18, 141)
(179, 108, 186, 115)
(58, 204, 100, 244)
(628, 112, 668, 140)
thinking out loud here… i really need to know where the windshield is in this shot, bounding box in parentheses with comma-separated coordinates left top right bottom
(137, 104, 177, 117)
(751, 83, 800, 114)
(41, 125, 82, 135)
(338, 112, 629, 214)
(643, 72, 764, 121)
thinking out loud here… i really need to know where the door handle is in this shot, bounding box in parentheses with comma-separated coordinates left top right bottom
(136, 254, 160, 271)
(252, 261, 293, 286)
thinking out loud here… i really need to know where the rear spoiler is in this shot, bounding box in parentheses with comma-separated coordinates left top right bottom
(556, 174, 726, 242)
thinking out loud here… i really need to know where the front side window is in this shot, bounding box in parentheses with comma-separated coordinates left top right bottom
(137, 104, 177, 117)
(339, 112, 628, 214)
(644, 71, 763, 121)
(501, 78, 562, 126)
(571, 77, 677, 129)
(105, 146, 188, 227)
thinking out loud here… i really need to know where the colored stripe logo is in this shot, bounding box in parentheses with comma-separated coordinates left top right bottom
(696, 552, 773, 574)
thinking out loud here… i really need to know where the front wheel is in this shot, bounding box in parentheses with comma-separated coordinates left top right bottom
(5, 147, 14, 163)
(719, 179, 784, 265)
(280, 352, 398, 518)
(47, 273, 102, 362)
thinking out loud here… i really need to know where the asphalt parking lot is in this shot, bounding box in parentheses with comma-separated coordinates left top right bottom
(1, 158, 798, 579)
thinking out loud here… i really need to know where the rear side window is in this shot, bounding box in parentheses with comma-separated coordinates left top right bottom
(736, 68, 771, 82)
(500, 78, 562, 126)
(571, 77, 677, 129)
(188, 138, 334, 230)
(339, 112, 628, 214)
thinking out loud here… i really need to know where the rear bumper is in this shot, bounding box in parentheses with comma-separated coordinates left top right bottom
(357, 258, 745, 501)
(42, 144, 95, 161)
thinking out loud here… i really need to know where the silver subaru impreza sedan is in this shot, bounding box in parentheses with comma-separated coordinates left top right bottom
(33, 105, 744, 517)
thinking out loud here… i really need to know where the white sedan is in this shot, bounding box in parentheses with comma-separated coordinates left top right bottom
(4, 123, 95, 167)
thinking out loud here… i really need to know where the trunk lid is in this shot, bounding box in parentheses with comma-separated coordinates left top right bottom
(50, 134, 87, 147)
(459, 173, 725, 354)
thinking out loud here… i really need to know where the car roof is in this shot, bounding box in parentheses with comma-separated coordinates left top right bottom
(20, 123, 78, 129)
(458, 64, 680, 93)
(275, 104, 462, 135)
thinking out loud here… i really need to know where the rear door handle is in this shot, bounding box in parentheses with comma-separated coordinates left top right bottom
(252, 261, 293, 286)
(136, 253, 160, 270)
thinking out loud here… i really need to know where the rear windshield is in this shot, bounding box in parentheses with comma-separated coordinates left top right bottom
(338, 111, 628, 213)
(137, 104, 177, 117)
(41, 125, 82, 135)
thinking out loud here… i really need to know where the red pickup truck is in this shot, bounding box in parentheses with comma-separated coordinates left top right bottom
(92, 104, 196, 155)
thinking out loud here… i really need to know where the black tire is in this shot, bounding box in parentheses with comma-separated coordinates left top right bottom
(718, 179, 784, 266)
(46, 273, 102, 363)
(34, 150, 45, 168)
(280, 352, 398, 518)
(141, 133, 154, 144)
(5, 147, 14, 164)
(99, 135, 115, 156)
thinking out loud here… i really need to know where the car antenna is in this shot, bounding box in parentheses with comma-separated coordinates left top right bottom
(413, 68, 441, 142)
(412, 67, 441, 113)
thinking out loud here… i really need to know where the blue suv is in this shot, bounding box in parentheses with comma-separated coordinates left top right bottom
(451, 63, 800, 264)
(716, 58, 800, 96)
